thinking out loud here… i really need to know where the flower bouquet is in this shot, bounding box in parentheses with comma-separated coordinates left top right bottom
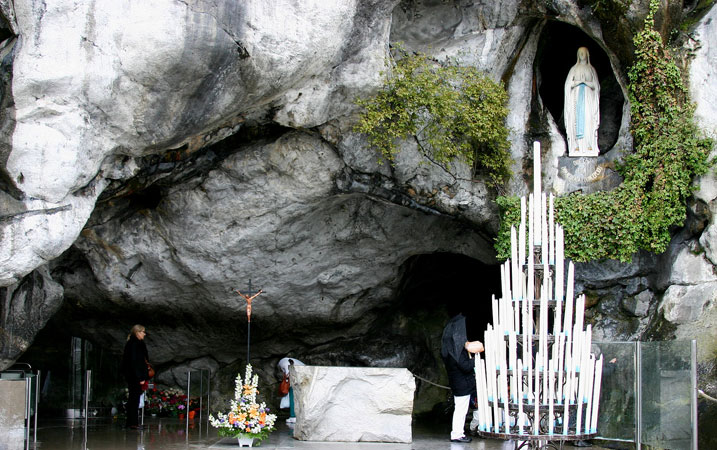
(146, 387, 187, 417)
(210, 364, 277, 444)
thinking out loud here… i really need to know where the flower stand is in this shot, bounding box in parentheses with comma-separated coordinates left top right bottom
(237, 435, 254, 447)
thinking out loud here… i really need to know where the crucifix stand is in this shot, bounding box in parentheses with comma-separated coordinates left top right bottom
(235, 279, 263, 364)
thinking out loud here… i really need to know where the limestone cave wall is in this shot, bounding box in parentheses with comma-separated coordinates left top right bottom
(0, 0, 716, 444)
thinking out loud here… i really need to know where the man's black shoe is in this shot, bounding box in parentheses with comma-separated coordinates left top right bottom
(450, 436, 472, 443)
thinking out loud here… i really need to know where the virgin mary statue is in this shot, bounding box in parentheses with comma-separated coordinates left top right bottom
(564, 47, 600, 156)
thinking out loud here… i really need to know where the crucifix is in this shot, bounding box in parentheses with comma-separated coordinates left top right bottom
(235, 279, 263, 364)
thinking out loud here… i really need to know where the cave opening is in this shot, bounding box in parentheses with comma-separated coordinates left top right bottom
(535, 21, 624, 154)
(394, 252, 501, 344)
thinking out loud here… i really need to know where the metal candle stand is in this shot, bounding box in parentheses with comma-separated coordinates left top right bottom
(473, 142, 602, 450)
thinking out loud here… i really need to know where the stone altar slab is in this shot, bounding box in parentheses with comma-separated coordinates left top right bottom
(291, 366, 415, 443)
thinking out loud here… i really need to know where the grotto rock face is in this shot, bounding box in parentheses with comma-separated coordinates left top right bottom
(0, 1, 717, 443)
(0, 266, 63, 368)
(0, 0, 396, 285)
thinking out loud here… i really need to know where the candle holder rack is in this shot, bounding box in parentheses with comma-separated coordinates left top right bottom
(473, 142, 603, 450)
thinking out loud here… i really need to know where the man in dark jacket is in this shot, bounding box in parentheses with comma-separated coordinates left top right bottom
(122, 324, 149, 429)
(441, 313, 483, 443)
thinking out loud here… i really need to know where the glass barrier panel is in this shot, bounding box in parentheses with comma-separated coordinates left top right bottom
(639, 340, 693, 450)
(593, 342, 636, 442)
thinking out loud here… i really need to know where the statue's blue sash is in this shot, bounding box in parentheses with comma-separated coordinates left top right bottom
(576, 83, 586, 138)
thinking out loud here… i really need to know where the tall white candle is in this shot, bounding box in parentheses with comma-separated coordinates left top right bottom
(533, 365, 540, 435)
(590, 356, 603, 434)
(563, 262, 575, 338)
(557, 333, 565, 405)
(562, 391, 570, 435)
(575, 294, 585, 333)
(475, 354, 485, 430)
(527, 334, 533, 404)
(488, 330, 500, 433)
(528, 192, 535, 249)
(572, 326, 582, 384)
(517, 358, 524, 434)
(520, 197, 526, 268)
(549, 359, 555, 435)
(565, 333, 575, 405)
(500, 264, 507, 328)
(505, 265, 514, 333)
(492, 296, 499, 335)
(533, 142, 542, 245)
(541, 193, 548, 264)
(522, 302, 529, 375)
(499, 337, 509, 433)
(511, 226, 519, 302)
(549, 193, 555, 264)
(509, 332, 517, 402)
(554, 225, 564, 336)
(584, 355, 595, 434)
(556, 225, 564, 299)
(575, 354, 585, 434)
(483, 357, 492, 432)
(563, 336, 574, 434)
(541, 281, 548, 402)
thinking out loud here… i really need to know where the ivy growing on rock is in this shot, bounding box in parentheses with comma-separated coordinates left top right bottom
(354, 47, 512, 187)
(496, 0, 712, 262)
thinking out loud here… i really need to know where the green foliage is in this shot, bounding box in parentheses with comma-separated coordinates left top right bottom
(588, 0, 631, 21)
(496, 0, 712, 262)
(354, 47, 512, 187)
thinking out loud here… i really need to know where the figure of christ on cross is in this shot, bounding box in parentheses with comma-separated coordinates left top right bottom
(235, 288, 263, 322)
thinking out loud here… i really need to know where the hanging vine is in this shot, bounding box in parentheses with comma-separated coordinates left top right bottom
(354, 46, 512, 187)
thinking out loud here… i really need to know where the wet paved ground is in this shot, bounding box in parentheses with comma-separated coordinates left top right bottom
(20, 416, 611, 450)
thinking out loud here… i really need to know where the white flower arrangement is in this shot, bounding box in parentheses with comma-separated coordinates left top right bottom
(209, 364, 277, 442)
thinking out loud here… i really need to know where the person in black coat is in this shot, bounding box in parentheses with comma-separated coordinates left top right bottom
(122, 324, 149, 429)
(441, 313, 483, 443)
